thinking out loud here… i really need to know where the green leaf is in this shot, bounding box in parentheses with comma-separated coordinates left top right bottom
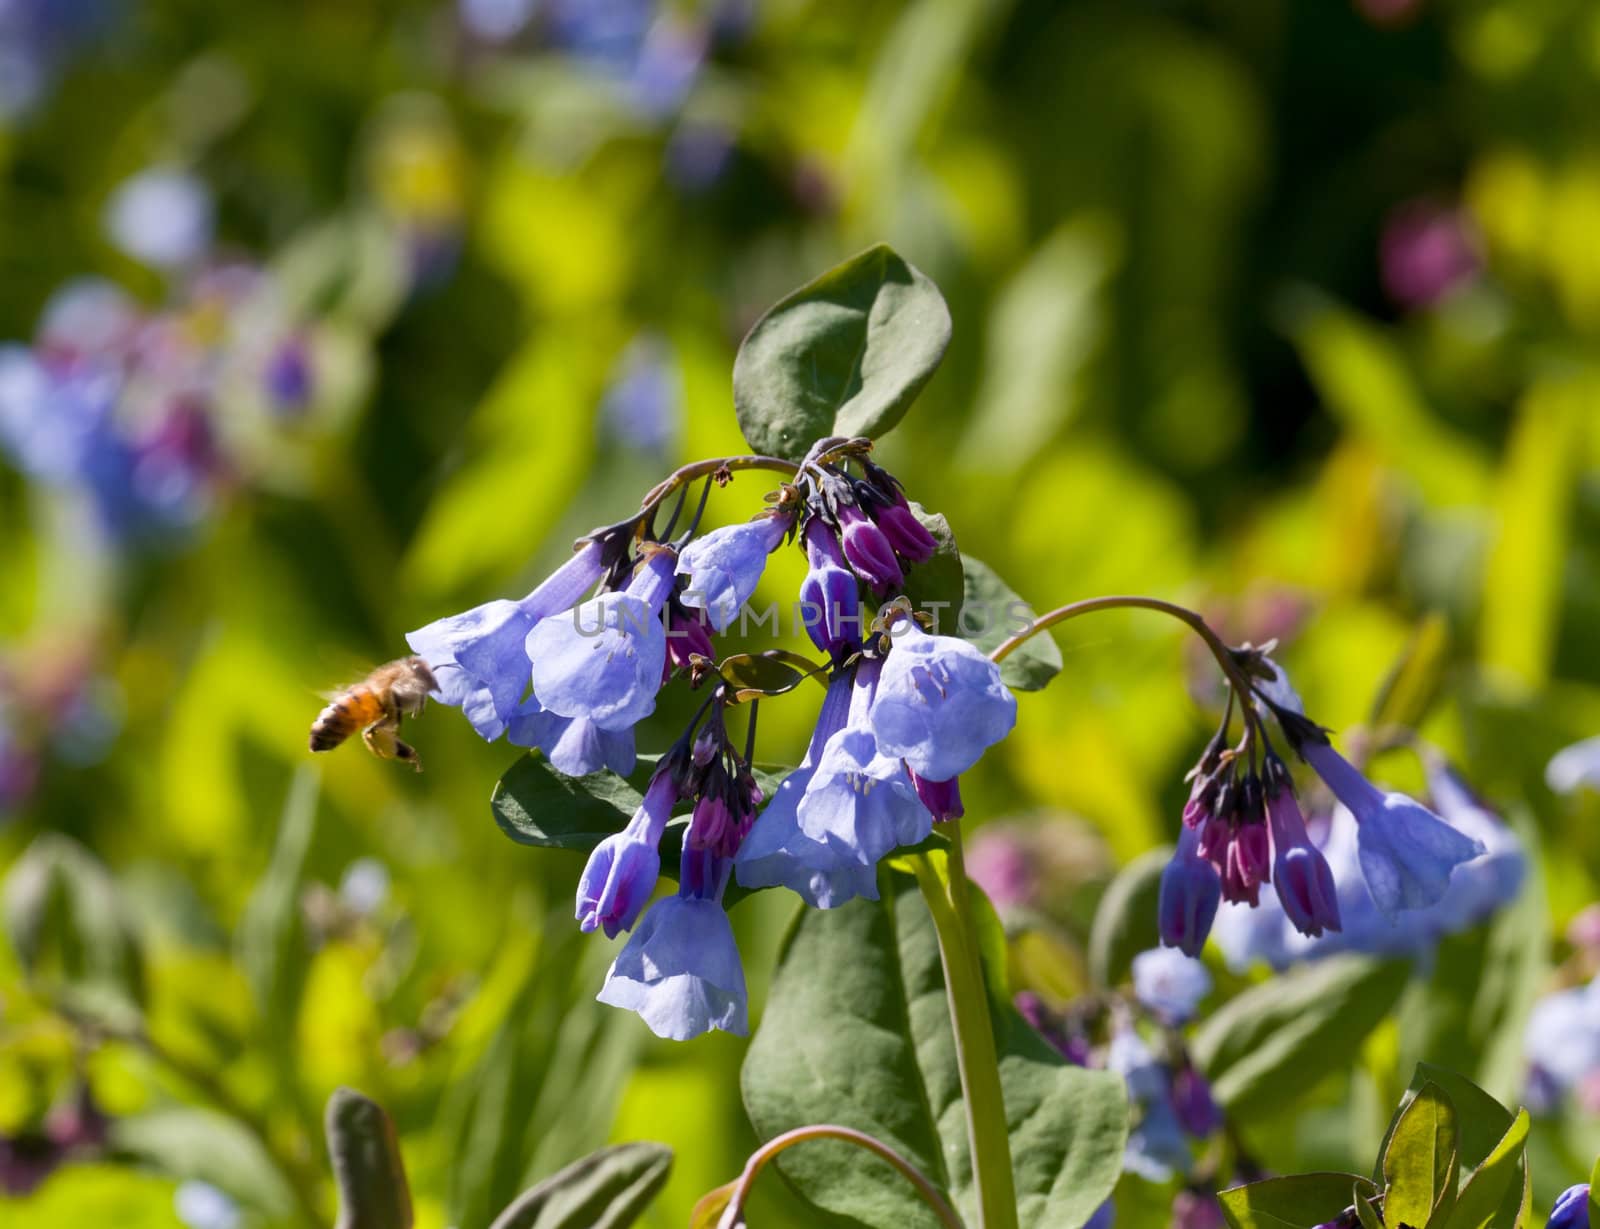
(1379, 1081, 1457, 1229)
(110, 1108, 299, 1222)
(326, 1087, 414, 1229)
(1587, 1155, 1599, 1228)
(488, 1142, 672, 1229)
(1368, 613, 1451, 734)
(732, 245, 952, 461)
(237, 767, 319, 1041)
(720, 650, 828, 702)
(958, 555, 1062, 692)
(742, 876, 1127, 1229)
(1218, 1173, 1378, 1229)
(901, 503, 964, 630)
(1086, 848, 1170, 990)
(1353, 1186, 1384, 1229)
(4, 833, 145, 1010)
(1384, 1065, 1528, 1229)
(1441, 1108, 1528, 1229)
(1192, 956, 1410, 1118)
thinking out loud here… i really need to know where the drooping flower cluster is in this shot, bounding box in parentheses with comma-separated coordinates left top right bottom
(1157, 655, 1489, 961)
(408, 439, 1017, 1038)
(1210, 749, 1524, 971)
(0, 267, 339, 546)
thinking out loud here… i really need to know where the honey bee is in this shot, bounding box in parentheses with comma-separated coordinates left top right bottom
(309, 656, 437, 771)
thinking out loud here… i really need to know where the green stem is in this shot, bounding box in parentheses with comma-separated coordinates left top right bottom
(911, 827, 1018, 1229)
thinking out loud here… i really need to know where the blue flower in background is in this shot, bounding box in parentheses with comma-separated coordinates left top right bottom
(1303, 741, 1483, 919)
(597, 846, 747, 1039)
(869, 620, 1016, 783)
(598, 334, 681, 458)
(0, 0, 113, 120)
(1085, 1200, 1115, 1229)
(104, 168, 214, 272)
(577, 769, 677, 937)
(1131, 947, 1211, 1024)
(677, 514, 790, 631)
(527, 550, 675, 730)
(1523, 975, 1600, 1114)
(407, 539, 605, 740)
(175, 1181, 240, 1229)
(1107, 1026, 1192, 1182)
(1547, 735, 1600, 795)
(1546, 1185, 1591, 1229)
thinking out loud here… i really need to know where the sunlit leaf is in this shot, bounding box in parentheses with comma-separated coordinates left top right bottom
(1378, 1081, 1457, 1229)
(1218, 1172, 1378, 1229)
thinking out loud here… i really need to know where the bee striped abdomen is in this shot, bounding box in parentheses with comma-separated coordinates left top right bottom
(309, 686, 386, 752)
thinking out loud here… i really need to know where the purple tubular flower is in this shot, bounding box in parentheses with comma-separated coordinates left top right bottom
(597, 847, 747, 1040)
(1547, 1185, 1591, 1229)
(576, 770, 677, 937)
(873, 499, 937, 563)
(676, 514, 790, 631)
(837, 504, 903, 595)
(407, 539, 605, 740)
(1159, 824, 1222, 957)
(1304, 741, 1485, 920)
(869, 621, 1017, 782)
(506, 702, 636, 777)
(797, 517, 862, 655)
(910, 770, 963, 823)
(1267, 787, 1341, 938)
(735, 672, 882, 907)
(527, 550, 676, 731)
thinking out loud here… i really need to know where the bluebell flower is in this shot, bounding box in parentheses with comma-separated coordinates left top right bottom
(175, 1181, 241, 1229)
(869, 620, 1017, 782)
(1548, 735, 1600, 796)
(1523, 975, 1600, 1113)
(528, 548, 676, 730)
(676, 514, 790, 631)
(736, 672, 884, 907)
(797, 517, 862, 656)
(1131, 947, 1211, 1024)
(407, 539, 605, 740)
(1107, 1026, 1192, 1182)
(577, 770, 678, 937)
(597, 846, 747, 1039)
(1159, 824, 1222, 958)
(1266, 780, 1341, 939)
(1547, 1185, 1591, 1229)
(507, 701, 636, 777)
(1303, 741, 1484, 920)
(104, 168, 214, 272)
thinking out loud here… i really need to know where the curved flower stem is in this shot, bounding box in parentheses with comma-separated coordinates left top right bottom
(632, 438, 873, 524)
(910, 826, 1018, 1229)
(992, 595, 1263, 732)
(714, 1123, 964, 1229)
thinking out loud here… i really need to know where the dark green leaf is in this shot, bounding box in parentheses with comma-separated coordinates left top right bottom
(1441, 1108, 1527, 1229)
(1086, 848, 1170, 990)
(326, 1087, 413, 1229)
(1192, 956, 1410, 1118)
(720, 650, 828, 702)
(488, 1142, 672, 1229)
(4, 833, 145, 1010)
(732, 245, 952, 460)
(1217, 1173, 1378, 1229)
(1379, 1081, 1457, 1229)
(742, 875, 1127, 1228)
(958, 555, 1061, 692)
(901, 504, 964, 630)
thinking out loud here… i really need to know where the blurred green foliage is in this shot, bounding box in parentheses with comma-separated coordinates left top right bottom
(1, 0, 1599, 1225)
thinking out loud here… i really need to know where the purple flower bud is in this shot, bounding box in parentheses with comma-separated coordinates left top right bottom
(665, 607, 714, 679)
(1221, 823, 1270, 907)
(1267, 786, 1341, 938)
(1304, 741, 1485, 920)
(798, 517, 862, 655)
(910, 770, 963, 823)
(874, 501, 937, 563)
(1169, 1064, 1224, 1138)
(837, 504, 903, 595)
(1160, 825, 1222, 957)
(576, 770, 677, 937)
(1547, 1185, 1591, 1229)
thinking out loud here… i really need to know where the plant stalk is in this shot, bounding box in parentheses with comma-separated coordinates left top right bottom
(911, 828, 1018, 1229)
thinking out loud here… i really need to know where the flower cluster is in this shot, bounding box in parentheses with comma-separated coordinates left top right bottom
(1209, 750, 1524, 971)
(0, 266, 336, 547)
(408, 440, 1016, 1038)
(1157, 657, 1490, 962)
